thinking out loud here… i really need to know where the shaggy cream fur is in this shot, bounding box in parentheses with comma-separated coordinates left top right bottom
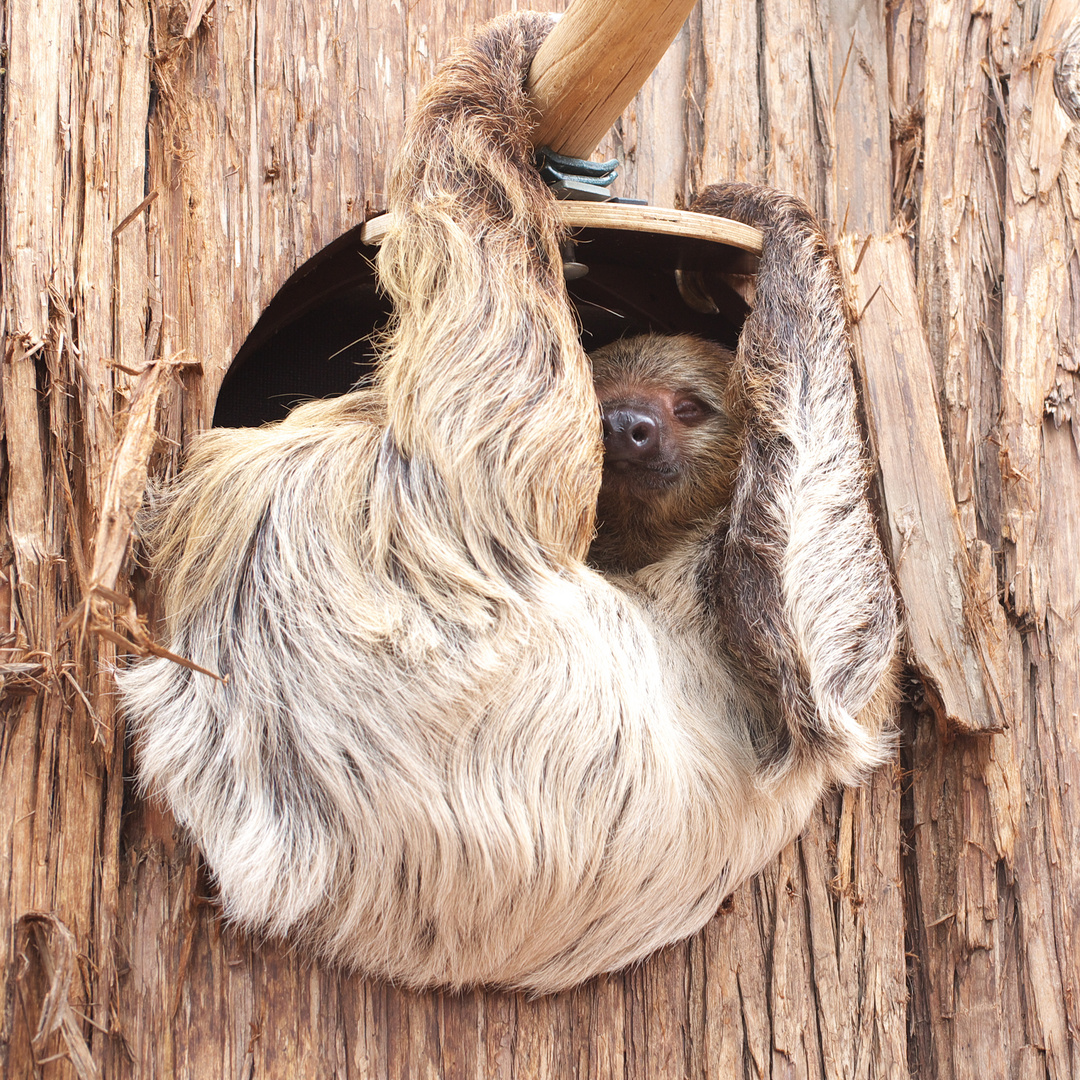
(118, 13, 898, 993)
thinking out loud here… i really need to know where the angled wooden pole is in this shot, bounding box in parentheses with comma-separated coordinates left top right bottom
(527, 0, 698, 159)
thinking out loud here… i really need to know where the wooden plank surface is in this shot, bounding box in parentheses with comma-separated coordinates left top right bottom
(1, 0, 1079, 1077)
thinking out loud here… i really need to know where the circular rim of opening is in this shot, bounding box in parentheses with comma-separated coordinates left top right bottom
(358, 202, 764, 253)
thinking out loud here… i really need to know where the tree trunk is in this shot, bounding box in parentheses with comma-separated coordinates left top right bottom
(1, 0, 1077, 1077)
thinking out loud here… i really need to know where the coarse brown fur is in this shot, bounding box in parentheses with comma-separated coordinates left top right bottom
(117, 13, 899, 994)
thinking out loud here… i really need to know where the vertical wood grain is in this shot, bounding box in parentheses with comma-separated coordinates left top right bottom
(2, 1, 1079, 1077)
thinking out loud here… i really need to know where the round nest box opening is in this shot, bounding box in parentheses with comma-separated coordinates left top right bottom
(213, 203, 762, 429)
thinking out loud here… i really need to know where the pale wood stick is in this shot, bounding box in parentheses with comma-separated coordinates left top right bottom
(527, 0, 698, 159)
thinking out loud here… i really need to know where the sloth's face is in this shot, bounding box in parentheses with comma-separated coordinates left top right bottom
(586, 335, 736, 574)
(594, 382, 720, 499)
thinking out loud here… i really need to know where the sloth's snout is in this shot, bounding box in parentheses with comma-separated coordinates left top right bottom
(602, 406, 661, 464)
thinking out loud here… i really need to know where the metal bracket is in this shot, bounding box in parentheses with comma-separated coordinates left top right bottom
(535, 146, 619, 202)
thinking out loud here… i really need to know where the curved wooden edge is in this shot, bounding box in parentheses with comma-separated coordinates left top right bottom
(359, 202, 764, 253)
(561, 203, 763, 252)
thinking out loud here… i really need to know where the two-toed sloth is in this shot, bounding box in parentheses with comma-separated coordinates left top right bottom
(118, 13, 899, 993)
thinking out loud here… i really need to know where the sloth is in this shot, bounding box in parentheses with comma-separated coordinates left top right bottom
(117, 12, 899, 994)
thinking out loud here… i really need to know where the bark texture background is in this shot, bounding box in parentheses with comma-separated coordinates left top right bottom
(1, 0, 1078, 1077)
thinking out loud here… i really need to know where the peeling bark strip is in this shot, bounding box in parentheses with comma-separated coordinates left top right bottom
(841, 232, 1009, 734)
(14, 915, 99, 1080)
(1, 0, 1078, 1077)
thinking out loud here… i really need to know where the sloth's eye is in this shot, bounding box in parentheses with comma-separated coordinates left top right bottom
(672, 396, 712, 424)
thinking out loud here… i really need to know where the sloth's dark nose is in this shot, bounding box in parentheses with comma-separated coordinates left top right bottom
(602, 406, 661, 463)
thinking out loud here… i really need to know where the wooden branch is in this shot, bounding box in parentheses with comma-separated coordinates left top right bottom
(526, 0, 698, 159)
